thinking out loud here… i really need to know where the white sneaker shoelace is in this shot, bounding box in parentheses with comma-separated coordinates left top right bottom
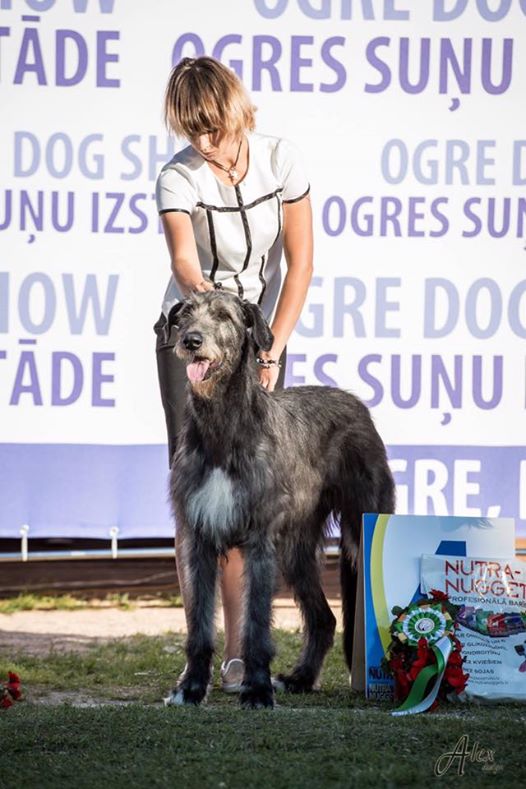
(220, 658, 245, 693)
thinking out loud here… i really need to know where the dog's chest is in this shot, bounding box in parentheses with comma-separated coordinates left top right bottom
(185, 466, 241, 541)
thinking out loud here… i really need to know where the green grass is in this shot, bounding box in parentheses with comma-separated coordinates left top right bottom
(0, 631, 524, 788)
(0, 593, 90, 614)
(0, 592, 183, 614)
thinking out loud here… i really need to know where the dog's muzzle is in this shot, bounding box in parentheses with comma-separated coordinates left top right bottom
(181, 338, 222, 385)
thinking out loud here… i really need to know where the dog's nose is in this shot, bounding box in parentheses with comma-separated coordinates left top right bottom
(183, 331, 203, 351)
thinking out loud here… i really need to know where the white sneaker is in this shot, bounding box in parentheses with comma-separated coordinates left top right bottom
(173, 663, 213, 690)
(220, 658, 245, 693)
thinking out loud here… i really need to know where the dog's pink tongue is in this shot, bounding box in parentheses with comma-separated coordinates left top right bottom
(186, 360, 210, 383)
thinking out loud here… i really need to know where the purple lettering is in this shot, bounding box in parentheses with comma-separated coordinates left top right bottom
(92, 352, 115, 406)
(14, 27, 47, 84)
(52, 351, 83, 405)
(392, 355, 421, 408)
(55, 29, 87, 86)
(290, 35, 314, 92)
(96, 30, 120, 87)
(320, 36, 346, 92)
(364, 37, 391, 93)
(252, 35, 282, 91)
(399, 37, 430, 93)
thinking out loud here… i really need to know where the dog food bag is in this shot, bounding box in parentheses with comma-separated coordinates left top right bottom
(420, 554, 526, 701)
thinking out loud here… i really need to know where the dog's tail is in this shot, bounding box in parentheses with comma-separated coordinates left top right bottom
(339, 552, 358, 673)
(338, 457, 395, 673)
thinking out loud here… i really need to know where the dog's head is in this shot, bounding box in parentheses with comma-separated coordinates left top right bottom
(166, 291, 273, 396)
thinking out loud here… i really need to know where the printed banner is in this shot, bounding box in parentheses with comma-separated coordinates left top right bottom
(421, 553, 526, 700)
(359, 513, 515, 700)
(1, 1, 525, 538)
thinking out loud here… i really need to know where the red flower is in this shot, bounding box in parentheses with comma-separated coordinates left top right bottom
(1, 671, 22, 708)
(393, 671, 411, 700)
(447, 651, 464, 667)
(406, 641, 434, 680)
(444, 664, 469, 691)
(390, 655, 405, 672)
(409, 661, 426, 680)
(6, 673, 21, 699)
(430, 589, 448, 601)
(1, 692, 14, 709)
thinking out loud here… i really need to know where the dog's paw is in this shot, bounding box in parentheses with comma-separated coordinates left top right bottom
(239, 683, 274, 710)
(163, 688, 187, 706)
(273, 671, 316, 694)
(164, 679, 208, 707)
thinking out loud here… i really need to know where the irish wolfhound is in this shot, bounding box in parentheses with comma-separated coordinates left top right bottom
(164, 290, 395, 708)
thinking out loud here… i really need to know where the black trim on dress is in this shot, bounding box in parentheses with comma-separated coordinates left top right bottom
(257, 255, 267, 306)
(206, 209, 220, 284)
(196, 188, 283, 213)
(159, 208, 191, 215)
(255, 193, 282, 305)
(282, 184, 310, 204)
(273, 193, 282, 247)
(233, 185, 253, 299)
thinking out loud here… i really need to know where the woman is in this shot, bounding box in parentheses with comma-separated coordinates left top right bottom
(154, 56, 313, 692)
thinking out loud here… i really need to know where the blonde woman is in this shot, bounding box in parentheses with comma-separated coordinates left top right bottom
(154, 56, 313, 692)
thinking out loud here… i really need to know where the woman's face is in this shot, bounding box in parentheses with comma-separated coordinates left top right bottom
(190, 130, 238, 160)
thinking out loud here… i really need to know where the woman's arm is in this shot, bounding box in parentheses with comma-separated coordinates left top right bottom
(161, 212, 213, 294)
(259, 196, 314, 390)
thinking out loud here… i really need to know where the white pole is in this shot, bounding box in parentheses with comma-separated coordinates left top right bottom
(109, 526, 119, 559)
(20, 524, 29, 562)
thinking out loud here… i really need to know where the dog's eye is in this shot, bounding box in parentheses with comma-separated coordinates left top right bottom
(180, 303, 193, 318)
(214, 309, 232, 321)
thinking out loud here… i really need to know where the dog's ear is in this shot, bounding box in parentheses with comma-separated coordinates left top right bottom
(242, 301, 273, 351)
(162, 301, 186, 344)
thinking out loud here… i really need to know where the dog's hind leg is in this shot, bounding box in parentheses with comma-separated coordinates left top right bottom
(276, 543, 336, 693)
(166, 535, 218, 706)
(239, 536, 276, 709)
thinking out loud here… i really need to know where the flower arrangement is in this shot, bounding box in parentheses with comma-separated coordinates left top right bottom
(384, 590, 469, 715)
(1, 672, 22, 709)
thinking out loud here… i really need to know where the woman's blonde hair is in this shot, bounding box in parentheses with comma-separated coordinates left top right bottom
(164, 56, 256, 140)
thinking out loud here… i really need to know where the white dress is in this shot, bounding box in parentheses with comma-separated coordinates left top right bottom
(155, 132, 309, 320)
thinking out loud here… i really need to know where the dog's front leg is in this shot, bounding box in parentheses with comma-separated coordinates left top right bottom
(167, 535, 218, 706)
(240, 536, 276, 709)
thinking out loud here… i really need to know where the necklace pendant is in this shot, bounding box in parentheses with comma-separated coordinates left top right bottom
(228, 167, 238, 182)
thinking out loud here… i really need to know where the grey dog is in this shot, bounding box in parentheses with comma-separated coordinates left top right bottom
(164, 290, 395, 709)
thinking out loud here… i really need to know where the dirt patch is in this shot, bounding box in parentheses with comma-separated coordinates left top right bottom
(0, 599, 342, 657)
(0, 630, 111, 656)
(29, 689, 141, 707)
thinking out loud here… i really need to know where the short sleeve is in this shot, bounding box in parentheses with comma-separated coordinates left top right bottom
(155, 165, 197, 215)
(273, 138, 310, 203)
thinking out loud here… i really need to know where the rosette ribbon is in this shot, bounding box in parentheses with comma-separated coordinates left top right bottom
(391, 603, 454, 717)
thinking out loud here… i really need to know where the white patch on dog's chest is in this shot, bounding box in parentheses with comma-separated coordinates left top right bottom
(186, 467, 237, 536)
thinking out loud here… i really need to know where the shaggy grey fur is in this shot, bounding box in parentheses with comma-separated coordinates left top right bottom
(164, 291, 395, 709)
